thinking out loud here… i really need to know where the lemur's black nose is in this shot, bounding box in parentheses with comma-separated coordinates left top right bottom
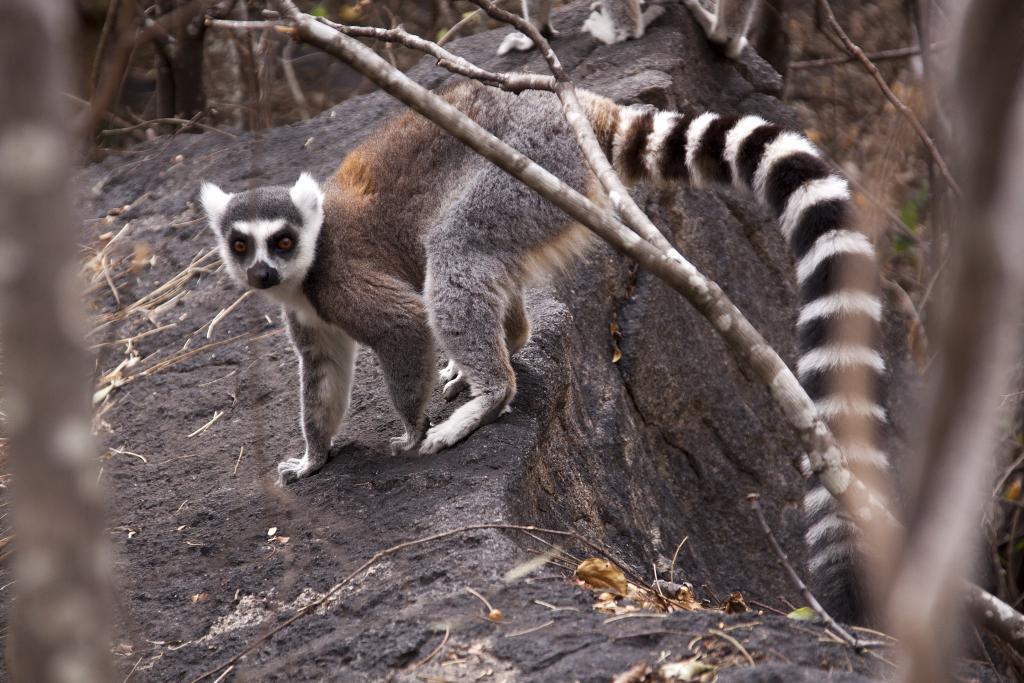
(246, 262, 280, 289)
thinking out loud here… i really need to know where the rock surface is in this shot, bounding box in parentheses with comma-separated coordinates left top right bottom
(52, 2, 991, 681)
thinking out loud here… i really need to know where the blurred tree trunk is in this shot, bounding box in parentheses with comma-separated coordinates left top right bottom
(153, 0, 214, 121)
(884, 1, 1024, 680)
(153, 0, 206, 120)
(0, 2, 113, 681)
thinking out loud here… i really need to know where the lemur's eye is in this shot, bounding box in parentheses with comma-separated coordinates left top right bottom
(276, 236, 294, 251)
(232, 239, 247, 254)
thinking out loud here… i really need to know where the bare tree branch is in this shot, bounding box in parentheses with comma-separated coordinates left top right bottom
(438, 8, 483, 46)
(790, 42, 947, 70)
(0, 1, 114, 679)
(316, 16, 556, 93)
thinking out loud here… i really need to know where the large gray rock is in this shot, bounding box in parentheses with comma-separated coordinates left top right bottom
(63, 2, 960, 681)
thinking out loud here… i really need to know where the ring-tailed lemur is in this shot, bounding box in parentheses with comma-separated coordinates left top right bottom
(201, 76, 883, 621)
(499, 0, 761, 59)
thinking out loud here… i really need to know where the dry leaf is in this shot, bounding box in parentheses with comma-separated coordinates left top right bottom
(658, 659, 714, 681)
(787, 606, 816, 621)
(575, 557, 628, 595)
(610, 661, 650, 683)
(611, 342, 623, 364)
(131, 242, 154, 273)
(723, 591, 748, 614)
(191, 592, 209, 603)
(1006, 478, 1022, 502)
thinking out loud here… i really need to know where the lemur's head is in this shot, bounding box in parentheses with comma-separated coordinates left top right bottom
(200, 173, 324, 293)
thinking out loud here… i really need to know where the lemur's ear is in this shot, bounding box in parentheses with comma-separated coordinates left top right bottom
(289, 173, 325, 230)
(200, 182, 233, 231)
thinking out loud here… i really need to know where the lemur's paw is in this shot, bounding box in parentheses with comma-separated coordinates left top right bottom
(582, 9, 625, 45)
(419, 430, 451, 455)
(390, 429, 424, 455)
(724, 36, 749, 59)
(439, 359, 459, 384)
(443, 373, 469, 401)
(420, 419, 465, 455)
(497, 32, 535, 55)
(276, 456, 322, 485)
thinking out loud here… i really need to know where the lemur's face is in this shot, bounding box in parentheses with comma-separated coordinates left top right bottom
(200, 174, 324, 293)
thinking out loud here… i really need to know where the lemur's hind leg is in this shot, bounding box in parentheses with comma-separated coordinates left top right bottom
(422, 256, 516, 454)
(440, 288, 529, 402)
(504, 289, 531, 355)
(683, 0, 759, 58)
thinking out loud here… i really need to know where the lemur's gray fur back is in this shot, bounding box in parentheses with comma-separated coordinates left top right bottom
(201, 44, 884, 621)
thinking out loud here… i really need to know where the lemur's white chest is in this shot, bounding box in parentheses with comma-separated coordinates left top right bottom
(262, 283, 320, 327)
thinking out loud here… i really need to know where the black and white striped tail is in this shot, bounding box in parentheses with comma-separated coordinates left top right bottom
(592, 100, 888, 622)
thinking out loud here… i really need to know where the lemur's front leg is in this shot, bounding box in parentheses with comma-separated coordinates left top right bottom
(683, 0, 758, 58)
(277, 314, 357, 484)
(347, 276, 435, 455)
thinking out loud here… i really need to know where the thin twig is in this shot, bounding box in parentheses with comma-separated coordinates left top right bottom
(707, 628, 756, 666)
(747, 494, 869, 651)
(100, 117, 237, 138)
(464, 587, 496, 614)
(669, 536, 688, 584)
(438, 8, 483, 46)
(281, 40, 312, 119)
(312, 17, 555, 93)
(206, 290, 253, 338)
(206, 17, 279, 30)
(790, 42, 947, 70)
(816, 0, 961, 196)
(409, 626, 449, 668)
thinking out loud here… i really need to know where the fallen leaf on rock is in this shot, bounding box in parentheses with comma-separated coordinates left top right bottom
(611, 661, 651, 683)
(722, 591, 748, 614)
(658, 658, 714, 682)
(1006, 478, 1022, 502)
(575, 557, 628, 595)
(593, 593, 640, 616)
(787, 606, 816, 621)
(191, 593, 209, 603)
